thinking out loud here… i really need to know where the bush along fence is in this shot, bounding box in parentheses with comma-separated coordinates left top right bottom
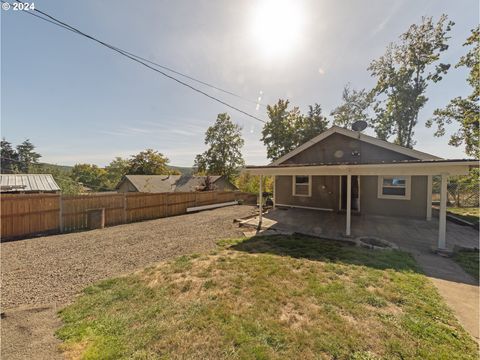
(1, 191, 257, 240)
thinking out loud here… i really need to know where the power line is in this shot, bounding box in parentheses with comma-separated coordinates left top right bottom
(20, 7, 267, 109)
(12, 1, 267, 109)
(5, 1, 268, 123)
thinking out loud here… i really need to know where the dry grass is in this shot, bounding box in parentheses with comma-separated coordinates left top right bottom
(57, 235, 478, 359)
(448, 207, 480, 226)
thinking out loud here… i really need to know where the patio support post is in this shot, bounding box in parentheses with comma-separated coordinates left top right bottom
(346, 174, 352, 236)
(272, 175, 276, 209)
(438, 174, 448, 249)
(426, 175, 432, 221)
(258, 175, 263, 228)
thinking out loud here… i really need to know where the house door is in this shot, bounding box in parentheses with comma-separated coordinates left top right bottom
(340, 176, 360, 212)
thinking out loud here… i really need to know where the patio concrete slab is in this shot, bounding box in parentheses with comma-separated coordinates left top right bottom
(242, 207, 479, 253)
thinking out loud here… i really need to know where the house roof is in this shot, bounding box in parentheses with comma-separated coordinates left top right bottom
(0, 174, 61, 193)
(271, 126, 442, 166)
(248, 159, 478, 169)
(120, 175, 225, 193)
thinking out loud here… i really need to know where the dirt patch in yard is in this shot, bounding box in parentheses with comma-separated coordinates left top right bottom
(1, 205, 255, 360)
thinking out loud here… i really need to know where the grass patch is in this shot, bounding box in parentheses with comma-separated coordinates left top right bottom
(57, 235, 478, 359)
(447, 207, 480, 226)
(452, 248, 479, 281)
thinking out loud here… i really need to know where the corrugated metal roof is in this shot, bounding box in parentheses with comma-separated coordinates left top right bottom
(121, 175, 224, 193)
(0, 174, 61, 192)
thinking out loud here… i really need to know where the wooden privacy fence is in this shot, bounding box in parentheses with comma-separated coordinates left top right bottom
(1, 191, 257, 240)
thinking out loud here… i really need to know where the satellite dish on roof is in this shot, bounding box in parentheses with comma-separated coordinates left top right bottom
(352, 120, 367, 132)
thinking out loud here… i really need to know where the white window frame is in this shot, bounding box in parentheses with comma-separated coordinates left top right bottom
(292, 175, 312, 197)
(377, 175, 411, 200)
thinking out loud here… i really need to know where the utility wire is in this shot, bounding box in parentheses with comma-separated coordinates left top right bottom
(11, 0, 267, 109)
(5, 1, 267, 123)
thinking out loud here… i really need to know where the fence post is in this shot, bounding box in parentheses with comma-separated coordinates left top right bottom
(59, 194, 64, 233)
(123, 194, 128, 224)
(164, 193, 168, 217)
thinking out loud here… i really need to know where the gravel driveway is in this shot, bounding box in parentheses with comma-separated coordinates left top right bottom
(1, 205, 255, 359)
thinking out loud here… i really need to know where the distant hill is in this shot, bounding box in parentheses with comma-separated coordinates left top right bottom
(168, 165, 194, 175)
(38, 163, 73, 173)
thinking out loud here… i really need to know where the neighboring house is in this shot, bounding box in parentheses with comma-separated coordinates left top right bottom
(0, 174, 61, 194)
(245, 126, 477, 249)
(116, 175, 238, 193)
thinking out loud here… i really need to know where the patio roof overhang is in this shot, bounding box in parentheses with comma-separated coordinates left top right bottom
(249, 159, 478, 252)
(244, 160, 478, 176)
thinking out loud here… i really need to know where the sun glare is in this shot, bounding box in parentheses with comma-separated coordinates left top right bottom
(250, 0, 305, 60)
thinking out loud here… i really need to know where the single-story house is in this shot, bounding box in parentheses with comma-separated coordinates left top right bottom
(0, 174, 61, 194)
(245, 126, 478, 250)
(116, 175, 238, 193)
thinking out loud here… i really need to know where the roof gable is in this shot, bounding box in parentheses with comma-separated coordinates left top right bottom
(272, 126, 442, 165)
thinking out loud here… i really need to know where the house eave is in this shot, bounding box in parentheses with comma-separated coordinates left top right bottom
(245, 160, 478, 176)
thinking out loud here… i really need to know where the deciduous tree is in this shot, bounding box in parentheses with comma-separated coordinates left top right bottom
(297, 103, 329, 144)
(194, 113, 245, 181)
(71, 164, 109, 191)
(261, 100, 329, 161)
(426, 27, 479, 158)
(368, 15, 454, 148)
(331, 85, 372, 129)
(235, 173, 273, 194)
(128, 149, 171, 175)
(105, 157, 131, 189)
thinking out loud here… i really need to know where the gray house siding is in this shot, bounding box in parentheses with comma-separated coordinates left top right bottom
(117, 180, 138, 193)
(213, 177, 238, 191)
(275, 175, 338, 210)
(282, 133, 416, 165)
(275, 174, 428, 219)
(360, 175, 428, 218)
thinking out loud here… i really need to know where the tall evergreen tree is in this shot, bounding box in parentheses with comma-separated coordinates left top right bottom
(16, 139, 41, 173)
(1, 138, 19, 173)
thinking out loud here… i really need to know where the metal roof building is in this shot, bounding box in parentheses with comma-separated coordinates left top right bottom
(0, 174, 61, 193)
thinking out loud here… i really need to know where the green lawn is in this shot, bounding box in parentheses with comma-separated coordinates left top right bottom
(57, 235, 478, 359)
(447, 207, 480, 226)
(453, 249, 479, 281)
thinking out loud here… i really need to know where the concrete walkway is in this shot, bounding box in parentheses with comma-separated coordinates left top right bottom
(414, 253, 479, 343)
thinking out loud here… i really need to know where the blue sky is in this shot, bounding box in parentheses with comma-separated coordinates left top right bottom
(1, 0, 478, 167)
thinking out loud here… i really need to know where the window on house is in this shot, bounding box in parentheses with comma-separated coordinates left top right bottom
(293, 175, 311, 196)
(377, 176, 411, 200)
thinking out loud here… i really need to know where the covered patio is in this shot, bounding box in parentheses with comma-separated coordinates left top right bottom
(247, 159, 478, 251)
(240, 207, 479, 253)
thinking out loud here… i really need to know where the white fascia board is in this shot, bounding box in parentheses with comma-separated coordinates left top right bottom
(271, 126, 441, 165)
(246, 161, 476, 176)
